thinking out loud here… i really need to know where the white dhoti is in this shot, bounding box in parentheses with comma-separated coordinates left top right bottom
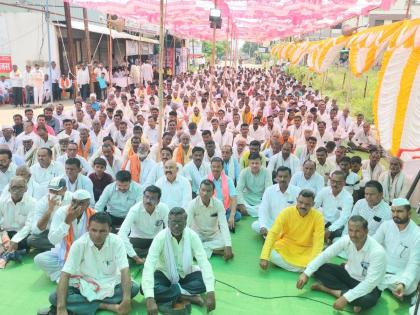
(380, 273, 419, 296)
(199, 232, 226, 258)
(251, 220, 261, 234)
(34, 251, 64, 282)
(270, 250, 304, 273)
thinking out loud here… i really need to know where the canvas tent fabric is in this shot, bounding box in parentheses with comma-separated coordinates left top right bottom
(69, 0, 396, 41)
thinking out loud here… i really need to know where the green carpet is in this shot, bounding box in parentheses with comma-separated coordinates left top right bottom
(0, 217, 410, 315)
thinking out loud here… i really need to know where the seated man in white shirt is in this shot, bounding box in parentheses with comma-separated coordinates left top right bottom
(0, 176, 36, 255)
(350, 180, 391, 235)
(290, 160, 324, 195)
(28, 177, 72, 251)
(315, 170, 354, 243)
(39, 212, 139, 315)
(373, 198, 420, 300)
(57, 142, 92, 175)
(338, 156, 361, 198)
(141, 207, 216, 314)
(379, 157, 411, 205)
(187, 179, 233, 260)
(118, 185, 169, 265)
(251, 166, 300, 237)
(34, 189, 94, 282)
(183, 146, 211, 198)
(64, 158, 95, 207)
(267, 142, 300, 179)
(296, 215, 386, 313)
(156, 160, 192, 210)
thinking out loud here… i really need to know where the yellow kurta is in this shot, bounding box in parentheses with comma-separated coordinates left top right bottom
(260, 206, 324, 267)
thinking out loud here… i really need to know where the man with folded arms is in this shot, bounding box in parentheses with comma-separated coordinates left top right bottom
(259, 189, 324, 272)
(141, 207, 216, 314)
(296, 215, 386, 313)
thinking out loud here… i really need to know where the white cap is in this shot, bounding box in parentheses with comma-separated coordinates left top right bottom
(1, 124, 13, 130)
(391, 198, 410, 207)
(73, 189, 91, 201)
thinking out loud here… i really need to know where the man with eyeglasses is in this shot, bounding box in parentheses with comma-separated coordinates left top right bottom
(373, 198, 420, 301)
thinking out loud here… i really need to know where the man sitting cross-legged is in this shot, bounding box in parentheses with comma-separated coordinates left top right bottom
(141, 207, 216, 315)
(259, 189, 324, 272)
(187, 179, 233, 260)
(251, 166, 300, 238)
(373, 198, 420, 301)
(118, 185, 169, 265)
(296, 215, 386, 313)
(236, 152, 272, 217)
(38, 212, 139, 315)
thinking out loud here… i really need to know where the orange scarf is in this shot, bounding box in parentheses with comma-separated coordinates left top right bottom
(60, 78, 71, 96)
(64, 207, 95, 260)
(175, 144, 184, 165)
(208, 172, 230, 210)
(78, 138, 91, 159)
(176, 118, 184, 130)
(122, 154, 141, 183)
(243, 111, 252, 125)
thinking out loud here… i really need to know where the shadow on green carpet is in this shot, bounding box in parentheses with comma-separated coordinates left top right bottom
(0, 217, 410, 315)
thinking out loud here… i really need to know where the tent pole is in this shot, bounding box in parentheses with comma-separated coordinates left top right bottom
(157, 0, 165, 161)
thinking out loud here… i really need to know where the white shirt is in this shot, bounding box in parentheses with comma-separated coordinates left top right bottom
(314, 187, 353, 232)
(57, 154, 92, 175)
(343, 171, 360, 195)
(351, 199, 391, 235)
(30, 161, 65, 199)
(304, 235, 386, 303)
(249, 126, 265, 142)
(31, 191, 73, 234)
(0, 193, 36, 242)
(155, 175, 192, 210)
(213, 130, 234, 147)
(118, 202, 169, 257)
(0, 163, 17, 193)
(373, 220, 420, 289)
(258, 184, 301, 229)
(183, 161, 211, 193)
(290, 171, 324, 195)
(62, 233, 129, 301)
(142, 227, 215, 298)
(143, 126, 159, 145)
(267, 153, 300, 176)
(187, 196, 231, 246)
(76, 68, 90, 85)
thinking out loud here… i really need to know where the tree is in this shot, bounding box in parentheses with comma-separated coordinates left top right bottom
(241, 42, 259, 58)
(202, 41, 227, 62)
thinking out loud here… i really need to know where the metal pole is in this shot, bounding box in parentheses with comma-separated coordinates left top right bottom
(82, 8, 94, 95)
(64, 1, 77, 97)
(45, 0, 53, 102)
(157, 0, 165, 161)
(108, 16, 113, 87)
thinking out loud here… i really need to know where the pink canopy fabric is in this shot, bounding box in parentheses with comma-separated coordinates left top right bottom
(69, 0, 395, 41)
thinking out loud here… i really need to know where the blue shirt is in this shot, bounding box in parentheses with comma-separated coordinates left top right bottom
(94, 181, 143, 218)
(210, 174, 237, 205)
(223, 159, 240, 184)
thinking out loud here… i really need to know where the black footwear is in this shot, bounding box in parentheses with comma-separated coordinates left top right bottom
(37, 305, 56, 315)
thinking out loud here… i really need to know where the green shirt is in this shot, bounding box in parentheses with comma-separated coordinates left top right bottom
(237, 167, 272, 206)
